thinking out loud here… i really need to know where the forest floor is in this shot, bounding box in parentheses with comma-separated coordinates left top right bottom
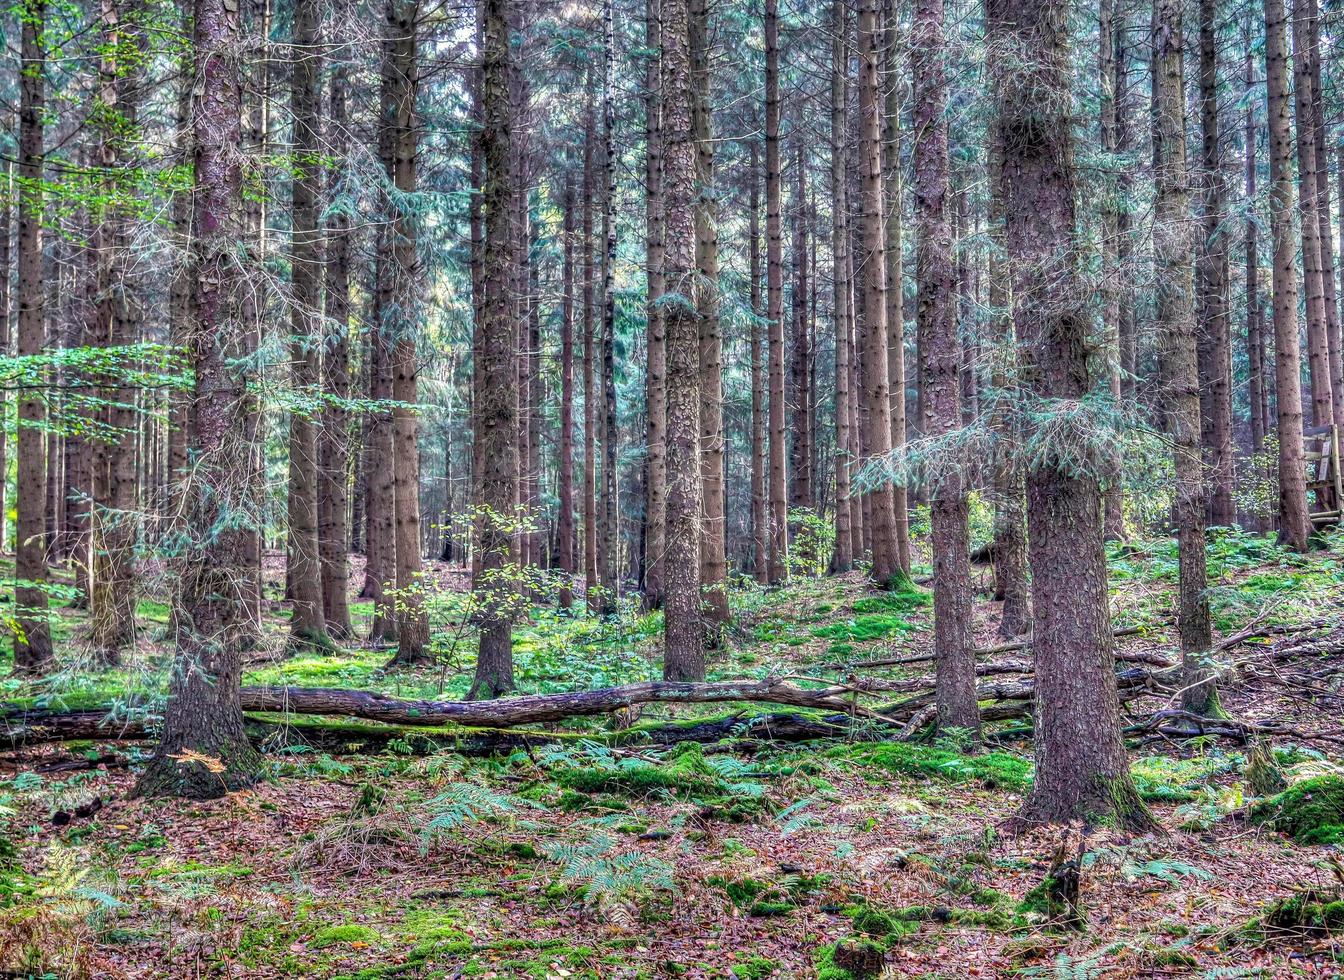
(3, 529, 1344, 978)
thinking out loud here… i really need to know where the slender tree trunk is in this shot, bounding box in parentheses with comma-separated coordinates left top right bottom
(558, 175, 577, 609)
(789, 143, 812, 513)
(1099, 0, 1126, 540)
(764, 0, 788, 583)
(661, 0, 704, 681)
(318, 39, 353, 639)
(643, 0, 666, 609)
(1196, 0, 1235, 527)
(1244, 22, 1266, 521)
(692, 0, 728, 628)
(598, 0, 619, 613)
(749, 143, 768, 584)
(470, 0, 518, 699)
(989, 0, 1150, 829)
(287, 0, 328, 648)
(856, 0, 900, 588)
(133, 0, 263, 798)
(582, 103, 600, 612)
(1152, 0, 1218, 716)
(14, 0, 53, 674)
(830, 0, 853, 574)
(912, 0, 977, 737)
(1265, 0, 1311, 550)
(883, 16, 910, 573)
(0, 160, 11, 555)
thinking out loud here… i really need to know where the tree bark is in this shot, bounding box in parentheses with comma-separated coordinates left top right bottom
(1152, 0, 1218, 716)
(856, 0, 901, 588)
(831, 0, 853, 574)
(470, 0, 518, 700)
(14, 0, 53, 674)
(661, 0, 704, 682)
(989, 0, 1150, 829)
(558, 174, 578, 609)
(287, 0, 328, 649)
(643, 0, 666, 610)
(1099, 0, 1126, 540)
(1265, 0, 1311, 550)
(883, 15, 910, 573)
(133, 0, 264, 799)
(764, 0, 787, 584)
(749, 142, 768, 584)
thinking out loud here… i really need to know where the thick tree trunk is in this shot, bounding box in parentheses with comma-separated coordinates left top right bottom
(1265, 0, 1311, 550)
(1152, 0, 1218, 717)
(287, 0, 328, 649)
(912, 0, 978, 738)
(661, 0, 704, 682)
(989, 0, 1150, 829)
(856, 0, 900, 588)
(764, 0, 788, 583)
(470, 0, 518, 699)
(133, 0, 263, 799)
(1196, 0, 1235, 527)
(318, 48, 354, 640)
(14, 0, 53, 674)
(691, 0, 727, 629)
(643, 0, 666, 609)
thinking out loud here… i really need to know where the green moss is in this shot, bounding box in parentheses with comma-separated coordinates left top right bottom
(1251, 775, 1344, 843)
(813, 614, 915, 643)
(708, 875, 766, 907)
(849, 906, 918, 940)
(555, 743, 725, 799)
(814, 938, 886, 980)
(311, 924, 381, 949)
(1241, 888, 1344, 942)
(851, 588, 931, 616)
(730, 955, 779, 979)
(747, 900, 793, 917)
(825, 742, 1031, 792)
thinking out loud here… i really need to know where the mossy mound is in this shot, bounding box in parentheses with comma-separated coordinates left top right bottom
(1241, 888, 1344, 943)
(730, 956, 779, 979)
(554, 743, 725, 800)
(813, 614, 916, 643)
(851, 587, 931, 616)
(825, 742, 1032, 792)
(1250, 775, 1344, 844)
(815, 937, 886, 979)
(849, 905, 920, 940)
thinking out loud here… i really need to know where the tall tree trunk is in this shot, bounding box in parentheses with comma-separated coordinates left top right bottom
(387, 0, 428, 664)
(661, 0, 704, 681)
(558, 174, 577, 609)
(1306, 0, 1344, 437)
(692, 0, 728, 628)
(789, 143, 812, 513)
(1152, 0, 1218, 716)
(598, 0, 619, 613)
(1265, 0, 1311, 550)
(856, 0, 900, 588)
(1291, 0, 1333, 429)
(582, 102, 600, 612)
(830, 0, 853, 574)
(764, 0, 787, 583)
(1099, 0, 1126, 540)
(749, 142, 768, 583)
(643, 0, 666, 609)
(912, 0, 977, 737)
(133, 0, 263, 798)
(989, 0, 1150, 829)
(1244, 22, 1266, 515)
(0, 159, 10, 555)
(883, 14, 910, 573)
(14, 0, 53, 674)
(1196, 0, 1235, 527)
(470, 0, 518, 699)
(287, 0, 328, 649)
(319, 36, 354, 639)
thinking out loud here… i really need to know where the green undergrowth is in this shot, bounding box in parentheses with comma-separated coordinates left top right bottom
(825, 741, 1032, 792)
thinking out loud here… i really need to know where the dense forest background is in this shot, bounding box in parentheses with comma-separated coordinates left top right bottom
(2, 0, 1344, 973)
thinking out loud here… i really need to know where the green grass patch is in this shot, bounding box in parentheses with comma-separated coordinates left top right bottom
(825, 742, 1032, 791)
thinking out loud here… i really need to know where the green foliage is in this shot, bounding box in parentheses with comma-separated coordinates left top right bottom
(730, 955, 779, 978)
(812, 614, 916, 643)
(826, 742, 1032, 791)
(311, 924, 381, 949)
(420, 782, 540, 844)
(540, 830, 677, 908)
(813, 937, 886, 979)
(1251, 775, 1344, 844)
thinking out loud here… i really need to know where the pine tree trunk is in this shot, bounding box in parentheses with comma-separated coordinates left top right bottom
(661, 0, 704, 682)
(830, 0, 853, 574)
(1099, 0, 1126, 540)
(789, 142, 811, 514)
(287, 0, 328, 649)
(470, 0, 518, 699)
(643, 0, 666, 610)
(1196, 0, 1235, 527)
(883, 17, 910, 573)
(856, 0, 900, 588)
(1152, 0, 1218, 716)
(912, 0, 977, 737)
(558, 175, 577, 609)
(1265, 0, 1311, 550)
(598, 0, 619, 613)
(133, 0, 263, 799)
(318, 44, 354, 639)
(989, 0, 1150, 829)
(764, 0, 788, 583)
(1245, 36, 1265, 469)
(691, 0, 728, 628)
(749, 142, 769, 584)
(14, 0, 53, 674)
(0, 161, 10, 555)
(582, 107, 600, 612)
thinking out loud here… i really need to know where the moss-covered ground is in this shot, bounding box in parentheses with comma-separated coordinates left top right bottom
(2, 531, 1344, 976)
